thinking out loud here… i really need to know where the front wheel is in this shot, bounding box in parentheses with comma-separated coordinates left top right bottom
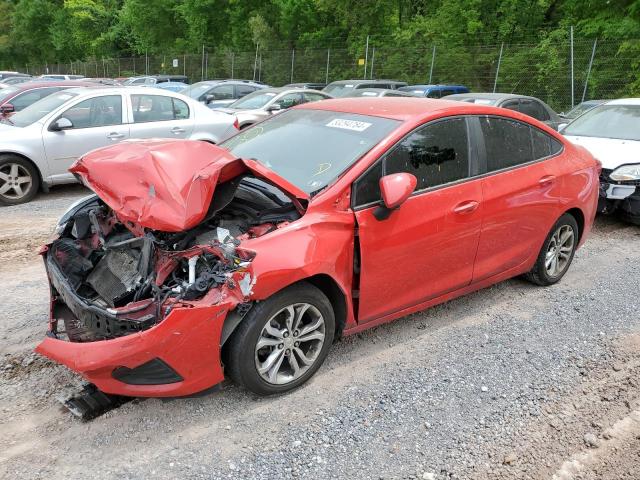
(525, 213, 579, 286)
(0, 155, 39, 206)
(224, 283, 335, 395)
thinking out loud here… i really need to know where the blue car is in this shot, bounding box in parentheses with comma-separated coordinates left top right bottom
(152, 81, 189, 93)
(398, 84, 470, 98)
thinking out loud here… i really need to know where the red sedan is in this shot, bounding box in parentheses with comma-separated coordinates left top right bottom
(0, 81, 93, 116)
(36, 98, 599, 397)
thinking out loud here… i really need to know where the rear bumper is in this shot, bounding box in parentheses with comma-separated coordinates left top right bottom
(36, 304, 228, 397)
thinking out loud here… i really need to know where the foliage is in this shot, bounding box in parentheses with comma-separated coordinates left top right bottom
(0, 0, 638, 107)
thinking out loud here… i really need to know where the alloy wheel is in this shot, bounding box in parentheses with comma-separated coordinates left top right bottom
(545, 224, 575, 278)
(254, 303, 326, 385)
(0, 163, 33, 200)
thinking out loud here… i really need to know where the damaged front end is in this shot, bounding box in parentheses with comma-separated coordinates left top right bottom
(36, 140, 305, 397)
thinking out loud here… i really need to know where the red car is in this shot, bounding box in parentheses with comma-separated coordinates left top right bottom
(35, 98, 599, 398)
(0, 81, 93, 116)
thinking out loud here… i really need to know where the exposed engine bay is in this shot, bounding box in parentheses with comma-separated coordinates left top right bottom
(46, 175, 300, 342)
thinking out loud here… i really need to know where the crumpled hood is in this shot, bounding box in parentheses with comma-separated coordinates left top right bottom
(564, 135, 640, 170)
(70, 139, 308, 232)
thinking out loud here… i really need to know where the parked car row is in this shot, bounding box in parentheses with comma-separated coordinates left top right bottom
(0, 87, 238, 204)
(0, 69, 637, 229)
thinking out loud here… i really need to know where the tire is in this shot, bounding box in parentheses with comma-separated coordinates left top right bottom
(524, 213, 579, 286)
(224, 283, 335, 395)
(0, 155, 39, 206)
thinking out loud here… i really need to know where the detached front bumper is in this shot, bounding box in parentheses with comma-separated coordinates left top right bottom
(598, 170, 640, 223)
(36, 304, 228, 397)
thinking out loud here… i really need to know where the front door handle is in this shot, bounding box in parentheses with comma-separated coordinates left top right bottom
(107, 132, 125, 140)
(453, 200, 479, 214)
(171, 127, 186, 134)
(538, 175, 556, 187)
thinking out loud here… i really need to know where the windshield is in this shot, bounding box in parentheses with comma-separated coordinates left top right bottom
(9, 91, 78, 127)
(323, 83, 355, 97)
(563, 104, 640, 141)
(564, 102, 601, 119)
(229, 91, 277, 109)
(0, 86, 19, 103)
(181, 83, 215, 100)
(221, 109, 400, 194)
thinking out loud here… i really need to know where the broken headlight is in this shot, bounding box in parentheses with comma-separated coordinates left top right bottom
(54, 194, 99, 236)
(610, 163, 640, 182)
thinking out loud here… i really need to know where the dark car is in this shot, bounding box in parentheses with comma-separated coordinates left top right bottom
(0, 81, 94, 116)
(0, 71, 31, 81)
(284, 82, 326, 90)
(323, 80, 408, 97)
(346, 88, 418, 98)
(1, 76, 33, 85)
(181, 80, 268, 108)
(399, 84, 470, 98)
(444, 92, 564, 130)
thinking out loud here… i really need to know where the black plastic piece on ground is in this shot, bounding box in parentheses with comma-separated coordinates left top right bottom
(61, 383, 131, 421)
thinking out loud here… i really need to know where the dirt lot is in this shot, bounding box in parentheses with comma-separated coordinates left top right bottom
(1, 186, 639, 480)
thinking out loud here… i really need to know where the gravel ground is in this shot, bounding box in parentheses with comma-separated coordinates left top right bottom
(1, 186, 639, 480)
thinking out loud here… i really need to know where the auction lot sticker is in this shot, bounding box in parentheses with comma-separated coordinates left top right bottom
(326, 118, 372, 132)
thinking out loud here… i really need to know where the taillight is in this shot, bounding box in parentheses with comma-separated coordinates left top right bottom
(233, 117, 239, 130)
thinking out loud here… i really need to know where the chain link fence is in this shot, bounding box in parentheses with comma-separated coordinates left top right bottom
(17, 37, 640, 112)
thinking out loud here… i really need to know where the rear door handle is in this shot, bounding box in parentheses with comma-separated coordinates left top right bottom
(453, 200, 479, 214)
(538, 175, 556, 186)
(107, 132, 125, 140)
(171, 127, 186, 134)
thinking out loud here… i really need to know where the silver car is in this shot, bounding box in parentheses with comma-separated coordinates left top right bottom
(213, 87, 332, 129)
(0, 87, 237, 205)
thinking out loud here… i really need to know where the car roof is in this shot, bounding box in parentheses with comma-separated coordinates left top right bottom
(10, 81, 95, 90)
(299, 97, 513, 121)
(327, 79, 405, 85)
(445, 92, 532, 101)
(60, 86, 187, 96)
(601, 98, 640, 105)
(402, 84, 468, 89)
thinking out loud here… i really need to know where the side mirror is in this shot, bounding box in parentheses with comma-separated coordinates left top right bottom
(374, 173, 417, 220)
(204, 94, 215, 104)
(0, 103, 15, 115)
(267, 103, 282, 113)
(50, 117, 73, 131)
(557, 123, 568, 133)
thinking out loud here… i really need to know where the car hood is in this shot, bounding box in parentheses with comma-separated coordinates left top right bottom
(564, 135, 640, 170)
(0, 121, 39, 139)
(69, 139, 309, 232)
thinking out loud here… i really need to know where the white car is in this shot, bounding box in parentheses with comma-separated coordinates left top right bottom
(562, 98, 640, 224)
(0, 87, 238, 205)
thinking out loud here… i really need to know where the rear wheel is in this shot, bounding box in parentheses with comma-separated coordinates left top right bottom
(0, 155, 39, 206)
(224, 283, 335, 395)
(525, 213, 579, 286)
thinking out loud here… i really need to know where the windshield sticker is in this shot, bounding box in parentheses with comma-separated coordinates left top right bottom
(473, 99, 494, 105)
(326, 118, 372, 132)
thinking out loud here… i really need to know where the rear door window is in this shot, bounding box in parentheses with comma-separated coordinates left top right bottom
(479, 116, 533, 171)
(235, 85, 256, 98)
(532, 128, 563, 159)
(519, 100, 550, 121)
(131, 94, 189, 122)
